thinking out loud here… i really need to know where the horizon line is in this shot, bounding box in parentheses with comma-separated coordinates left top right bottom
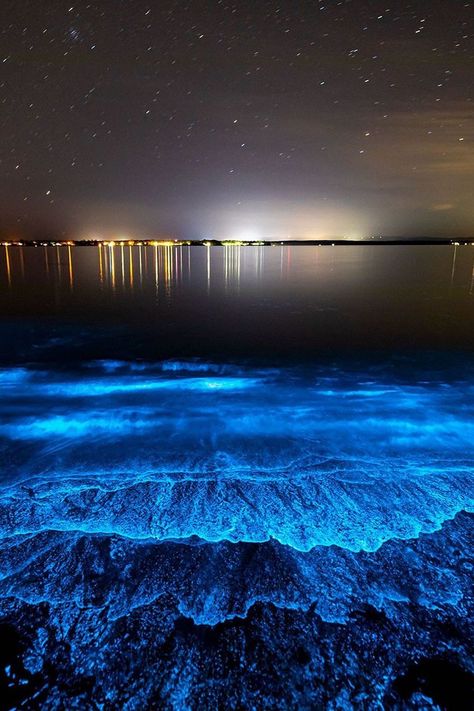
(2, 237, 473, 247)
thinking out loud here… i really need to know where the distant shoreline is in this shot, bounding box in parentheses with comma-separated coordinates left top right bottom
(1, 238, 473, 247)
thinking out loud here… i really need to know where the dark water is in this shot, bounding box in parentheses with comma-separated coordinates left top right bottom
(0, 245, 473, 709)
(1, 243, 474, 361)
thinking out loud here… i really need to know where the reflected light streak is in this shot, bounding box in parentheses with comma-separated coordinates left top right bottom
(224, 245, 241, 293)
(56, 246, 62, 280)
(121, 244, 125, 288)
(256, 244, 264, 279)
(224, 245, 228, 292)
(109, 245, 116, 290)
(451, 244, 458, 286)
(67, 245, 74, 290)
(4, 245, 11, 287)
(164, 246, 172, 297)
(129, 246, 134, 288)
(206, 244, 211, 295)
(237, 246, 241, 293)
(98, 243, 104, 284)
(19, 247, 25, 280)
(44, 246, 50, 277)
(177, 246, 183, 287)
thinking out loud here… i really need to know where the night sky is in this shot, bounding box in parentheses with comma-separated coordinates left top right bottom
(1, 0, 473, 240)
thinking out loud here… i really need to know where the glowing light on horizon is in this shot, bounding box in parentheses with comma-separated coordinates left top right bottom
(234, 229, 261, 243)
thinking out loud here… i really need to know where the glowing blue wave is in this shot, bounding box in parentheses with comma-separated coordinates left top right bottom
(0, 362, 473, 552)
(1, 360, 473, 708)
(0, 465, 472, 552)
(0, 513, 471, 627)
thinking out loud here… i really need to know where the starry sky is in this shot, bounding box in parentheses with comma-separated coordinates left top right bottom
(1, 0, 473, 240)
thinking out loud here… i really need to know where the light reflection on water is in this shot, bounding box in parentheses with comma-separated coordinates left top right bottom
(1, 243, 472, 296)
(1, 244, 474, 360)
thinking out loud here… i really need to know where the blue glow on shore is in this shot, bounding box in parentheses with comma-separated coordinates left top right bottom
(0, 360, 473, 708)
(0, 361, 473, 552)
(0, 513, 470, 626)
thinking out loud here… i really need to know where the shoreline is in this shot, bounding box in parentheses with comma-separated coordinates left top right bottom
(2, 238, 473, 248)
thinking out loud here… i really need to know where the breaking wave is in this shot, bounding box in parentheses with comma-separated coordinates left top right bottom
(0, 360, 473, 708)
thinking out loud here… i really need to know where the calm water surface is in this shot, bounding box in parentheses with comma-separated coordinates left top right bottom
(1, 244, 474, 363)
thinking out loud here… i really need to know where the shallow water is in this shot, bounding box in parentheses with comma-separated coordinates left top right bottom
(0, 245, 473, 708)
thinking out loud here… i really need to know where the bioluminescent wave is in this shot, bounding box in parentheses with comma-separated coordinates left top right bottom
(0, 360, 473, 708)
(0, 515, 470, 626)
(0, 362, 472, 550)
